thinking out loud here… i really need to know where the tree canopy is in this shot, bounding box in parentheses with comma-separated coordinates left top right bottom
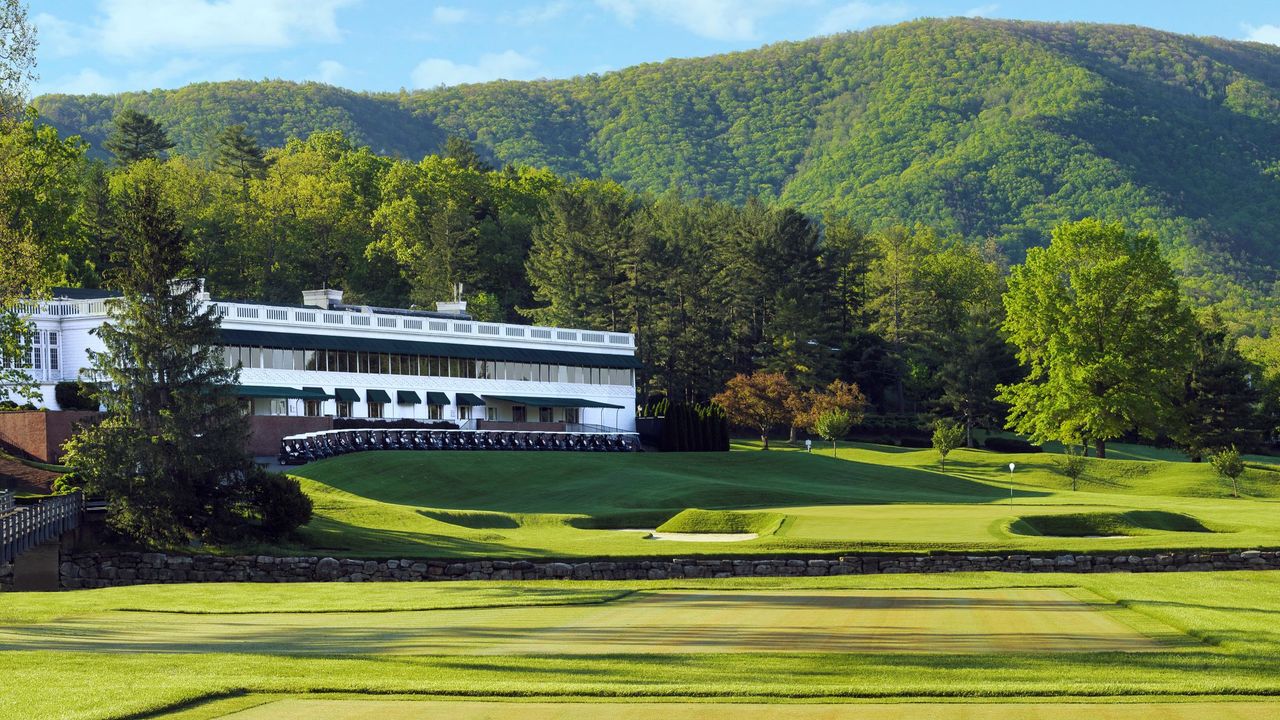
(999, 219, 1196, 457)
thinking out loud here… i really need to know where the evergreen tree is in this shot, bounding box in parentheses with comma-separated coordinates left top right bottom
(104, 109, 175, 165)
(214, 124, 267, 182)
(442, 135, 493, 172)
(61, 178, 255, 543)
(1172, 315, 1264, 460)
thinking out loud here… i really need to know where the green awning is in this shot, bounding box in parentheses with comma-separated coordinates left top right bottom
(334, 388, 360, 402)
(426, 391, 450, 405)
(455, 393, 485, 406)
(219, 329, 642, 369)
(397, 390, 421, 404)
(237, 385, 331, 400)
(486, 395, 625, 409)
(366, 389, 392, 403)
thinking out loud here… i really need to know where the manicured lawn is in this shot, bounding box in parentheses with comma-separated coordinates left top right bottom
(181, 697, 1280, 720)
(263, 443, 1280, 558)
(3, 572, 1280, 719)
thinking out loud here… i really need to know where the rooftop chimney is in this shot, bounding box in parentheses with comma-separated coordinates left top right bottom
(301, 288, 344, 310)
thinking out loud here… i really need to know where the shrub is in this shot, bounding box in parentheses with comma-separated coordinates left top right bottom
(249, 468, 313, 536)
(983, 436, 1043, 453)
(54, 381, 100, 411)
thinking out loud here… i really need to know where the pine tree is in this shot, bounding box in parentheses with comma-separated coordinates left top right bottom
(214, 124, 267, 182)
(104, 109, 175, 165)
(61, 178, 254, 543)
(442, 135, 493, 172)
(1172, 316, 1264, 460)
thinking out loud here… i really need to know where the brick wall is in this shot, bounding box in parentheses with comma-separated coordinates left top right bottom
(0, 411, 100, 463)
(247, 415, 333, 457)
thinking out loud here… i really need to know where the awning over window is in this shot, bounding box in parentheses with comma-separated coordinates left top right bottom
(425, 391, 450, 405)
(485, 395, 625, 409)
(455, 393, 485, 406)
(397, 390, 421, 404)
(366, 389, 392, 404)
(334, 388, 360, 402)
(218, 328, 642, 369)
(237, 385, 331, 400)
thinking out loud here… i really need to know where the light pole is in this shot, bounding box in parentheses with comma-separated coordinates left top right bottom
(1008, 462, 1016, 507)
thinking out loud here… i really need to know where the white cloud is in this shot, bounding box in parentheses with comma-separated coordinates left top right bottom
(596, 0, 811, 42)
(963, 4, 999, 18)
(499, 1, 571, 26)
(1243, 23, 1280, 45)
(33, 13, 84, 58)
(44, 58, 208, 95)
(432, 6, 468, 24)
(96, 0, 354, 57)
(312, 60, 349, 85)
(410, 50, 541, 88)
(817, 2, 910, 35)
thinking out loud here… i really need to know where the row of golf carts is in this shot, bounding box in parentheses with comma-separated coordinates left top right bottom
(278, 428, 641, 465)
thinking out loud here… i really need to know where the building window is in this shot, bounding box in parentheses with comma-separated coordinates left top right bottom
(428, 404, 442, 420)
(270, 398, 287, 416)
(539, 407, 553, 423)
(336, 401, 352, 418)
(564, 407, 580, 424)
(368, 402, 384, 419)
(512, 405, 526, 423)
(458, 405, 472, 420)
(486, 406, 498, 421)
(304, 400, 323, 417)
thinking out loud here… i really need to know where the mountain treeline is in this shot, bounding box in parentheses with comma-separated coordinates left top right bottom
(33, 18, 1280, 322)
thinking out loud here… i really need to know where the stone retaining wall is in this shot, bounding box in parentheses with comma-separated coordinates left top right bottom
(51, 549, 1280, 589)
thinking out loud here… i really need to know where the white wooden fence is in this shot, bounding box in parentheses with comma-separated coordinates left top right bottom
(0, 492, 82, 564)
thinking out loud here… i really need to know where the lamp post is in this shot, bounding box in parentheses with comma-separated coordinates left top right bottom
(1008, 462, 1016, 507)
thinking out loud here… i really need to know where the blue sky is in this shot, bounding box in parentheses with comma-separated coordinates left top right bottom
(28, 0, 1280, 96)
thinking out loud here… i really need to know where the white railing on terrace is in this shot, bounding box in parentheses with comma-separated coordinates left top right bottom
(19, 297, 637, 350)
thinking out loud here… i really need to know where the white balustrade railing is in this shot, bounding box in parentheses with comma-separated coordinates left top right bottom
(19, 297, 637, 350)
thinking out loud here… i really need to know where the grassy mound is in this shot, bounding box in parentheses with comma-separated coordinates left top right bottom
(1010, 511, 1218, 537)
(656, 508, 785, 535)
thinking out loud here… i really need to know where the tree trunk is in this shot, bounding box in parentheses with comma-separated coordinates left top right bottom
(832, 440, 838, 459)
(965, 417, 974, 448)
(788, 424, 797, 445)
(1095, 438, 1106, 459)
(760, 433, 769, 450)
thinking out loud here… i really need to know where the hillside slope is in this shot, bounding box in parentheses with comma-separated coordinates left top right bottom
(34, 18, 1280, 272)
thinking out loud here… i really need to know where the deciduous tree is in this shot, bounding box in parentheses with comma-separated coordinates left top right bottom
(814, 409, 853, 458)
(712, 372, 796, 450)
(931, 419, 965, 468)
(998, 219, 1195, 458)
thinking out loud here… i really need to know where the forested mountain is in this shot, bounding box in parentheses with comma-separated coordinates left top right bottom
(33, 18, 1280, 279)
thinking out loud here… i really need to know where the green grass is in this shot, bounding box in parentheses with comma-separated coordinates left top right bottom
(655, 509, 785, 534)
(260, 443, 1280, 559)
(5, 572, 1280, 719)
(1010, 511, 1218, 538)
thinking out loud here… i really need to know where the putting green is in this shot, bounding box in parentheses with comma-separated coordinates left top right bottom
(0, 588, 1174, 655)
(218, 699, 1280, 719)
